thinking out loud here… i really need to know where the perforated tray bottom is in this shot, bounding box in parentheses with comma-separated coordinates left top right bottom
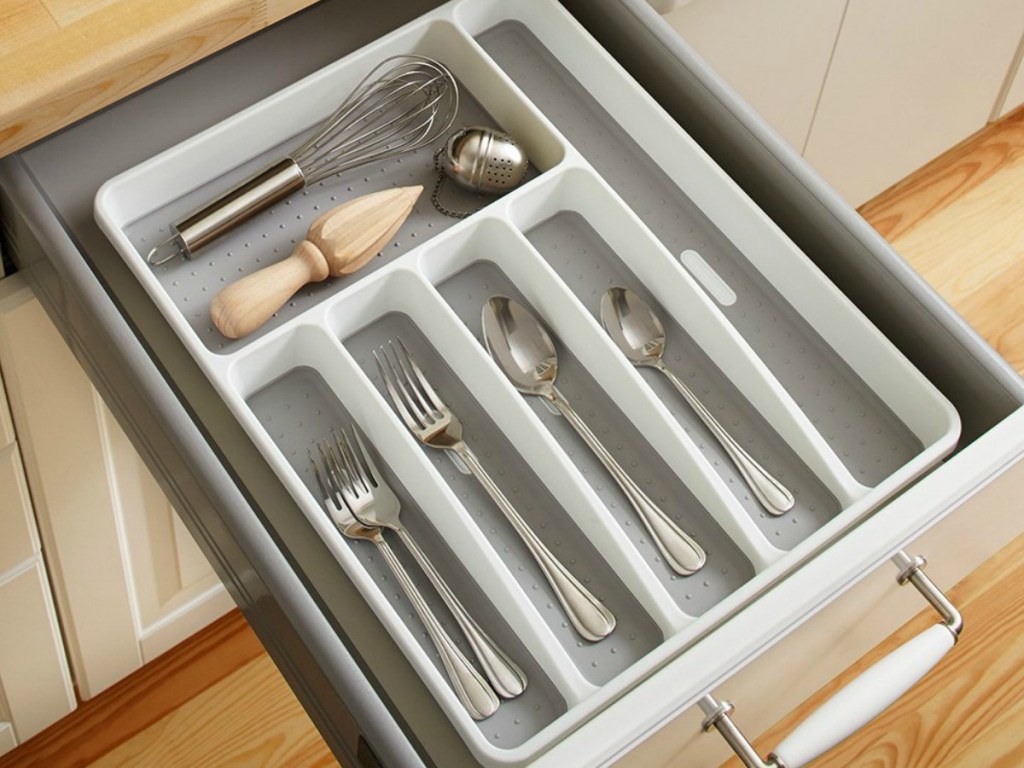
(247, 366, 567, 747)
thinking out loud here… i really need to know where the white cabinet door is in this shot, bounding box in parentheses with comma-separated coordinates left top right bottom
(662, 0, 847, 152)
(0, 276, 233, 699)
(803, 0, 1024, 205)
(0, 560, 76, 746)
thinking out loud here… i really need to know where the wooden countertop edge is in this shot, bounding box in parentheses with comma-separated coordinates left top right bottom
(0, 0, 319, 158)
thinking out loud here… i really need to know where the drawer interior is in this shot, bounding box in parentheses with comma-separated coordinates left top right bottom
(9, 0, 1021, 765)
(89, 1, 962, 761)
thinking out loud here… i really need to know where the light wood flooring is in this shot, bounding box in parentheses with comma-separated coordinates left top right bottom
(3, 109, 1023, 768)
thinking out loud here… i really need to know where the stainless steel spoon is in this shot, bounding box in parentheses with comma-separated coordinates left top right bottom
(600, 287, 795, 516)
(483, 295, 706, 577)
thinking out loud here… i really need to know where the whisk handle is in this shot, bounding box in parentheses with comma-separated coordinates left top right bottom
(210, 240, 329, 339)
(175, 159, 306, 257)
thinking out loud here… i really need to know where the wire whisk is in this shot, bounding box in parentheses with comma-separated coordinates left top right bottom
(148, 54, 459, 265)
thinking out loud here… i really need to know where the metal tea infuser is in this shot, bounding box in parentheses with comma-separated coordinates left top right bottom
(432, 126, 530, 218)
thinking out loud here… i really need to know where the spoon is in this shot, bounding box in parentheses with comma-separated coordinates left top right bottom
(600, 287, 795, 516)
(483, 295, 706, 577)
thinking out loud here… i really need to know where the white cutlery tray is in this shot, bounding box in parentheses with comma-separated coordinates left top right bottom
(94, 0, 961, 764)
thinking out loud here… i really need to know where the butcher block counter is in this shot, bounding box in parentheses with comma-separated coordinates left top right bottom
(0, 0, 321, 156)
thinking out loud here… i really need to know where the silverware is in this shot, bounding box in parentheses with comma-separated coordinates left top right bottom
(310, 438, 500, 721)
(330, 427, 527, 699)
(147, 55, 459, 265)
(374, 338, 616, 642)
(482, 296, 706, 577)
(600, 287, 795, 516)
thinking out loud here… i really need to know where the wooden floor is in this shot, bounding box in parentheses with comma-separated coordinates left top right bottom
(3, 111, 1023, 768)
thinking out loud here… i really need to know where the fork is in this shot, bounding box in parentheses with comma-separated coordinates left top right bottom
(374, 337, 617, 643)
(331, 427, 527, 699)
(310, 442, 500, 721)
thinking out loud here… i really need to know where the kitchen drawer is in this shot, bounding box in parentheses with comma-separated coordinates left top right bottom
(0, 442, 38, 575)
(1, 0, 1022, 766)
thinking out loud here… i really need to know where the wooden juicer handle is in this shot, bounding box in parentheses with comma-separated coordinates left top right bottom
(210, 185, 422, 339)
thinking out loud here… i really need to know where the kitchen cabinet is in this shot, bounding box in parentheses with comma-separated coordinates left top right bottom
(2, 0, 1024, 765)
(0, 353, 75, 756)
(662, 0, 1024, 206)
(0, 276, 232, 701)
(803, 0, 1024, 205)
(662, 0, 846, 152)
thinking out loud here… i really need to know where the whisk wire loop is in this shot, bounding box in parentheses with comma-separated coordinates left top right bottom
(290, 54, 459, 184)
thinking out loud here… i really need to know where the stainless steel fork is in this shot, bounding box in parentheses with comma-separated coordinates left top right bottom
(331, 427, 527, 699)
(310, 443, 500, 721)
(374, 337, 616, 643)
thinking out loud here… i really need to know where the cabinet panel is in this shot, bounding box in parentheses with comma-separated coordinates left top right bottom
(804, 0, 1024, 205)
(0, 278, 140, 697)
(0, 368, 12, 447)
(0, 560, 76, 744)
(662, 0, 846, 152)
(0, 277, 230, 698)
(0, 443, 37, 574)
(1001, 44, 1024, 117)
(0, 722, 14, 757)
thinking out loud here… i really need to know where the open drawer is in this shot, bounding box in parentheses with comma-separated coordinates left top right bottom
(2, 0, 1022, 766)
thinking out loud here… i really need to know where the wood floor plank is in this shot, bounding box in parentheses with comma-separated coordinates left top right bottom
(0, 609, 266, 768)
(89, 655, 335, 768)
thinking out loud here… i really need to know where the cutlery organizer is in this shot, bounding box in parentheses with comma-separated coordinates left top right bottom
(93, 0, 961, 764)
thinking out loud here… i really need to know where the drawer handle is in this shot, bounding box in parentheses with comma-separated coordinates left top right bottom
(700, 552, 962, 768)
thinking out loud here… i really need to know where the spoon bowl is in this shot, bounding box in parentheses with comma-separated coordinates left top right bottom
(482, 295, 558, 396)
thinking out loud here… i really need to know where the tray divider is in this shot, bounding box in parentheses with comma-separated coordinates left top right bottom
(229, 316, 601, 710)
(361, 269, 696, 633)
(505, 167, 871, 510)
(425, 214, 785, 573)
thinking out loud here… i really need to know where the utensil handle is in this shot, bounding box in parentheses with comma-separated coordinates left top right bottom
(209, 240, 329, 339)
(375, 539, 499, 720)
(656, 362, 794, 515)
(453, 443, 616, 642)
(396, 528, 527, 699)
(548, 387, 706, 576)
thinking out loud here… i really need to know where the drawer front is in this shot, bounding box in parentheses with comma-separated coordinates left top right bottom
(0, 560, 76, 743)
(613, 451, 1024, 767)
(0, 443, 37, 574)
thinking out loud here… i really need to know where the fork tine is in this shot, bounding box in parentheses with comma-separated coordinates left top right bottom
(375, 347, 424, 432)
(345, 428, 379, 490)
(381, 343, 432, 426)
(332, 429, 366, 494)
(395, 335, 444, 415)
(309, 450, 331, 501)
(392, 338, 440, 417)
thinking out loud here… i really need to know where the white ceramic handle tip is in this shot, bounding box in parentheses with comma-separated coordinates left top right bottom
(772, 623, 954, 767)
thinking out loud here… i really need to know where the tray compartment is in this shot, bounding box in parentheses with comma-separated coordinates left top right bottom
(434, 259, 760, 609)
(245, 365, 568, 745)
(90, 0, 964, 763)
(99, 16, 567, 355)
(469, 10, 934, 486)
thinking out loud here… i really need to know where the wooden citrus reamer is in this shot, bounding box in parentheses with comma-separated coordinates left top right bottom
(210, 185, 422, 339)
